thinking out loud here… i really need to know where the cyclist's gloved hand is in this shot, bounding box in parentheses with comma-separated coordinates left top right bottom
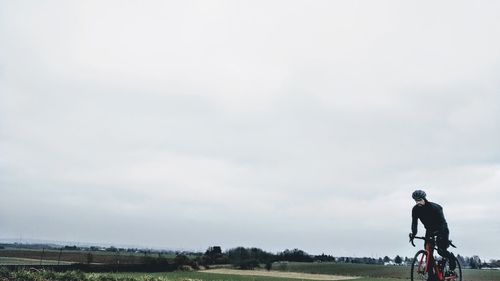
(409, 233, 415, 240)
(409, 233, 416, 247)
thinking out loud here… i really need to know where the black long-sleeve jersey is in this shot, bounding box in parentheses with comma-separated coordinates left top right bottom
(411, 201, 448, 235)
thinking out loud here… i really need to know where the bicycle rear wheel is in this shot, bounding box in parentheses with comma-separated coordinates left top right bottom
(411, 250, 429, 281)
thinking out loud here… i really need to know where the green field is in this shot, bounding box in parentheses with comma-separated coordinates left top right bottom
(106, 271, 406, 281)
(2, 262, 500, 281)
(273, 262, 500, 281)
(0, 247, 183, 264)
(127, 269, 500, 281)
(0, 246, 188, 259)
(274, 262, 409, 279)
(0, 257, 72, 265)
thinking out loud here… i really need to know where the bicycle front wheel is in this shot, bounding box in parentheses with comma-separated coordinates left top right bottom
(456, 257, 463, 281)
(444, 257, 462, 281)
(411, 250, 429, 281)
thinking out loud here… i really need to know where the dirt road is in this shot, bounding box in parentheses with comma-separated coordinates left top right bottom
(202, 268, 359, 280)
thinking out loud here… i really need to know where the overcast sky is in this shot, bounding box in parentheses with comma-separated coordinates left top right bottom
(1, 1, 500, 261)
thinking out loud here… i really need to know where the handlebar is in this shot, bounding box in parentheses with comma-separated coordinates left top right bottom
(409, 234, 423, 247)
(408, 234, 457, 248)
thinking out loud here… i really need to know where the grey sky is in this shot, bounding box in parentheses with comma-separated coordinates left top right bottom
(1, 1, 500, 260)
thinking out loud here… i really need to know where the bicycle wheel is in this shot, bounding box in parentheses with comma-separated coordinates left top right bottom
(444, 257, 462, 281)
(411, 250, 429, 281)
(455, 257, 463, 281)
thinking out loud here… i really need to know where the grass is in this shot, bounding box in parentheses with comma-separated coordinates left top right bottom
(0, 269, 407, 281)
(273, 262, 500, 281)
(0, 247, 190, 259)
(461, 268, 500, 281)
(1, 263, 499, 281)
(274, 262, 409, 279)
(0, 248, 187, 265)
(101, 271, 406, 281)
(0, 257, 72, 265)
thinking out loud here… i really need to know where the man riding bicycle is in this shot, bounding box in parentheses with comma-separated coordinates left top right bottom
(410, 190, 456, 273)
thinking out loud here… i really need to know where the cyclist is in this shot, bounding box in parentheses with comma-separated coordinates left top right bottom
(409, 190, 456, 274)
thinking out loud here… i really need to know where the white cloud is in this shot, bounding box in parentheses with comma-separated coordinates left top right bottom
(1, 0, 500, 259)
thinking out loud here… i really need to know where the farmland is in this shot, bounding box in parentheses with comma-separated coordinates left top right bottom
(2, 248, 500, 281)
(0, 257, 72, 265)
(272, 262, 500, 281)
(0, 268, 405, 281)
(106, 267, 500, 281)
(108, 270, 405, 281)
(0, 248, 173, 265)
(2, 263, 500, 281)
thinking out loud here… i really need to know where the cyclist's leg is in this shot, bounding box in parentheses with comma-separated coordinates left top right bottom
(423, 230, 438, 281)
(437, 229, 456, 271)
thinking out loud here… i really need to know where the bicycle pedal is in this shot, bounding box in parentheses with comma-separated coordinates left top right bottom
(444, 270, 456, 278)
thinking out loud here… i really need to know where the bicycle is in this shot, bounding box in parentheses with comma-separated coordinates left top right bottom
(409, 234, 462, 281)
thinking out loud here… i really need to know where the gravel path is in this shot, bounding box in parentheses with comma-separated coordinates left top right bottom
(202, 269, 359, 280)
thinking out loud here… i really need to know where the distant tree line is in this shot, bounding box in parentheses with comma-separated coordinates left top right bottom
(455, 254, 499, 269)
(3, 242, 498, 270)
(195, 246, 335, 270)
(143, 249, 500, 270)
(201, 247, 500, 270)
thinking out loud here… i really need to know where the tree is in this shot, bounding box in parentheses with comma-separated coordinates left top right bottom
(174, 254, 191, 268)
(383, 256, 391, 263)
(227, 247, 255, 269)
(106, 246, 118, 252)
(394, 255, 403, 265)
(203, 246, 227, 265)
(205, 246, 222, 258)
(314, 253, 335, 262)
(278, 249, 313, 262)
(470, 256, 482, 269)
(226, 247, 275, 269)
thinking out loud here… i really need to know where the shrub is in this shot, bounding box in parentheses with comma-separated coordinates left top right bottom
(40, 270, 57, 280)
(11, 270, 37, 281)
(0, 267, 10, 278)
(56, 270, 86, 281)
(94, 274, 117, 281)
(174, 255, 191, 268)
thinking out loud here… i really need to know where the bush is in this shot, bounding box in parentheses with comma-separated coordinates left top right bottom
(0, 267, 10, 278)
(236, 259, 260, 270)
(56, 271, 86, 281)
(0, 269, 92, 281)
(174, 254, 191, 267)
(41, 270, 57, 280)
(93, 274, 117, 281)
(11, 270, 38, 281)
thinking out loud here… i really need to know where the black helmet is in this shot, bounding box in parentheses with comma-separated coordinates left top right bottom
(412, 190, 426, 200)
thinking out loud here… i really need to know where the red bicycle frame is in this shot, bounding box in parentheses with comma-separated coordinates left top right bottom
(412, 235, 458, 281)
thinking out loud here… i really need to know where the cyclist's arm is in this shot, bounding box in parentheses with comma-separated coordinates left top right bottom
(411, 207, 418, 235)
(436, 204, 447, 227)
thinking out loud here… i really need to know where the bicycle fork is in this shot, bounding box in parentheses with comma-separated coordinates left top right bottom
(420, 250, 442, 281)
